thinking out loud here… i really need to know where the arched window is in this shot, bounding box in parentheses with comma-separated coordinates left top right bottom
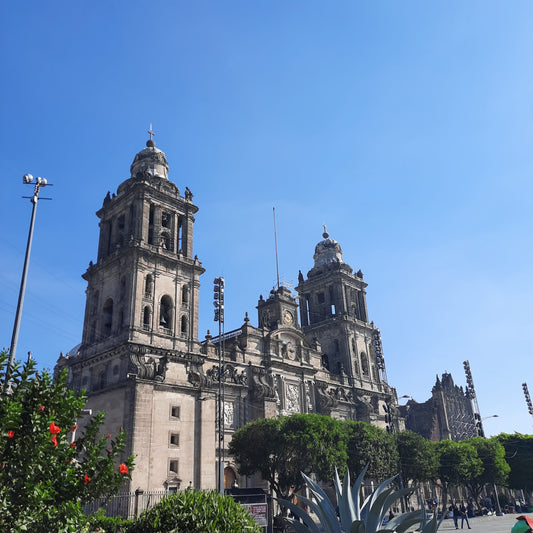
(148, 205, 155, 245)
(224, 466, 238, 489)
(177, 217, 183, 253)
(103, 298, 113, 336)
(145, 274, 153, 297)
(360, 351, 369, 375)
(180, 315, 188, 336)
(160, 295, 173, 331)
(143, 306, 151, 330)
(181, 285, 189, 305)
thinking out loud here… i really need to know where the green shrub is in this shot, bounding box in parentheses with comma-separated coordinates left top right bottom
(127, 490, 261, 533)
(85, 509, 133, 532)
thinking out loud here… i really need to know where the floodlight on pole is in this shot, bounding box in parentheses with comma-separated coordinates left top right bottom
(5, 174, 52, 388)
(214, 277, 225, 494)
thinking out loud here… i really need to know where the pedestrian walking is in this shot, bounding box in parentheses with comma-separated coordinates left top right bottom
(460, 501, 471, 529)
(449, 502, 461, 529)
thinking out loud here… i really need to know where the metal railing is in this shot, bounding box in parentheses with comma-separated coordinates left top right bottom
(84, 489, 172, 520)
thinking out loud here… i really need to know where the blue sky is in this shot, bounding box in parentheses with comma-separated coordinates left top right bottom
(2, 2, 533, 436)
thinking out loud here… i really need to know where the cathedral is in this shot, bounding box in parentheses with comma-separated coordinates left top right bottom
(56, 134, 403, 493)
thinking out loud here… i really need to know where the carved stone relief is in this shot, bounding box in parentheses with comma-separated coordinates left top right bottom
(285, 383, 300, 414)
(130, 353, 167, 381)
(223, 402, 234, 429)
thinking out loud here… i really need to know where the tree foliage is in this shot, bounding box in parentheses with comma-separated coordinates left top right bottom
(127, 490, 261, 533)
(0, 352, 134, 532)
(229, 414, 347, 498)
(230, 415, 403, 498)
(345, 421, 398, 480)
(395, 430, 437, 486)
(435, 439, 482, 509)
(497, 433, 533, 490)
(462, 436, 510, 505)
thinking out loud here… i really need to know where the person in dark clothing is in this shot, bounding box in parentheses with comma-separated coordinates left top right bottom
(460, 502, 471, 529)
(449, 502, 461, 529)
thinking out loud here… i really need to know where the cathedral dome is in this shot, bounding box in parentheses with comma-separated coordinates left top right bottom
(313, 227, 344, 267)
(130, 136, 169, 180)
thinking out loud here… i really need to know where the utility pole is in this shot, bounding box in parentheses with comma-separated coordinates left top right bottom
(214, 277, 225, 494)
(5, 174, 51, 388)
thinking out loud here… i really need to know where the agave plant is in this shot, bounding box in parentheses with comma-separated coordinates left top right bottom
(279, 465, 441, 533)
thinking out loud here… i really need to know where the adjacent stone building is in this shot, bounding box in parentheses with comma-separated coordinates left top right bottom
(56, 135, 403, 493)
(400, 372, 480, 441)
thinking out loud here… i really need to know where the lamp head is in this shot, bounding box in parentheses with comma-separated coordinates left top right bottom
(23, 174, 34, 184)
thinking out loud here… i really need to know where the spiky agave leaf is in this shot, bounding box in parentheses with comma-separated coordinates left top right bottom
(301, 472, 342, 532)
(334, 468, 357, 530)
(350, 464, 370, 520)
(350, 520, 366, 533)
(363, 487, 396, 533)
(388, 510, 424, 533)
(372, 487, 414, 529)
(283, 492, 342, 533)
(420, 510, 442, 533)
(361, 474, 398, 521)
(278, 498, 322, 533)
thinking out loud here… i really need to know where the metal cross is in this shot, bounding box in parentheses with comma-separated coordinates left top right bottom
(148, 124, 155, 141)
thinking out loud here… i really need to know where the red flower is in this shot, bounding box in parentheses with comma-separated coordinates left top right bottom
(7, 431, 14, 439)
(49, 422, 61, 434)
(38, 405, 45, 413)
(70, 442, 76, 448)
(106, 434, 112, 439)
(84, 474, 91, 484)
(51, 434, 58, 447)
(70, 424, 78, 432)
(118, 463, 129, 474)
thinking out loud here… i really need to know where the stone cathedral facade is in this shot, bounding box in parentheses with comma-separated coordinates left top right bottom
(56, 136, 403, 492)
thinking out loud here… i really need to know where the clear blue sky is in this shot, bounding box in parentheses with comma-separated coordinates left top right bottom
(1, 2, 533, 437)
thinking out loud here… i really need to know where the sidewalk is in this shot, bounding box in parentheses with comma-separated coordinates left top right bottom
(439, 513, 533, 533)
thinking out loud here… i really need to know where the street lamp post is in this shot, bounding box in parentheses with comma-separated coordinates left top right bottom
(5, 174, 51, 388)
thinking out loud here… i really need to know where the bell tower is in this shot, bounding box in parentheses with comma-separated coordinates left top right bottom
(80, 133, 205, 358)
(296, 228, 380, 385)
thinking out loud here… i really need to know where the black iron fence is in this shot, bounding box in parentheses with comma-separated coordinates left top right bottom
(84, 489, 171, 520)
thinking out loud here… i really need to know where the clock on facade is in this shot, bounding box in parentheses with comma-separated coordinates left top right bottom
(283, 310, 294, 325)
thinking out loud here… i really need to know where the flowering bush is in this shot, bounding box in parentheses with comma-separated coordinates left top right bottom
(0, 351, 134, 532)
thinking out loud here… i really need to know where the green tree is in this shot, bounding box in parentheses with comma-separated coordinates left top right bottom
(345, 421, 398, 481)
(435, 440, 482, 510)
(0, 352, 134, 532)
(395, 430, 437, 486)
(128, 490, 261, 533)
(497, 433, 533, 491)
(229, 414, 347, 497)
(462, 437, 510, 507)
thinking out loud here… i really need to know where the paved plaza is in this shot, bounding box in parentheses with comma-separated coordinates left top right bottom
(439, 513, 533, 533)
